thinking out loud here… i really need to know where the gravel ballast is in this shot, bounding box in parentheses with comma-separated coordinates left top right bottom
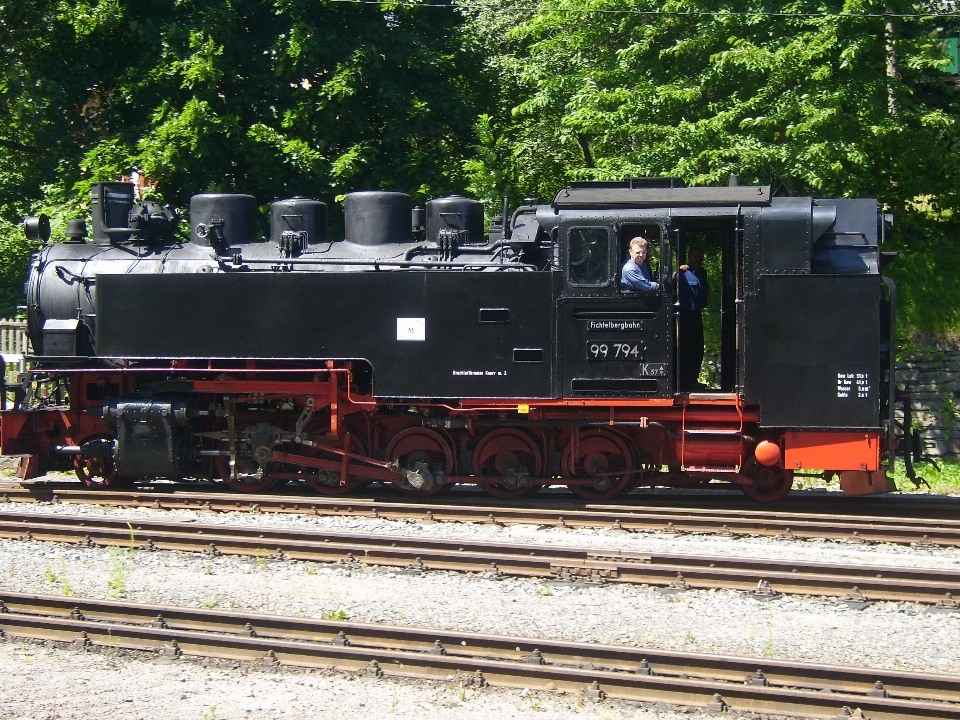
(4, 497, 960, 570)
(0, 640, 709, 720)
(1, 498, 959, 719)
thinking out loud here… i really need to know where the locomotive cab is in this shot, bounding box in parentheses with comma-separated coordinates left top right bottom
(559, 218, 673, 399)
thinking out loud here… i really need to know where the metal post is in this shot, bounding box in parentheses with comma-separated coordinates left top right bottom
(882, 277, 898, 473)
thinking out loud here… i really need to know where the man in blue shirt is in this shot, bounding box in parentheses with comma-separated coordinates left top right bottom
(620, 237, 659, 293)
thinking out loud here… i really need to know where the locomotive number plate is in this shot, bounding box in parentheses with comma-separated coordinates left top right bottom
(587, 341, 643, 362)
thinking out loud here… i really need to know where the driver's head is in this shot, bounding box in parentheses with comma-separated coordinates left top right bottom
(629, 237, 648, 264)
(688, 246, 704, 268)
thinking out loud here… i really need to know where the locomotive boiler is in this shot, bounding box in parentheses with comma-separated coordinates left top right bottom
(0, 177, 897, 501)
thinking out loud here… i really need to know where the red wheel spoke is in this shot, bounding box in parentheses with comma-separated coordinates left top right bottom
(562, 429, 635, 500)
(742, 466, 793, 503)
(385, 428, 454, 496)
(73, 435, 119, 489)
(283, 434, 365, 496)
(214, 441, 277, 493)
(472, 428, 542, 499)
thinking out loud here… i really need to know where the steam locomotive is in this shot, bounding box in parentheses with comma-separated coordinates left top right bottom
(0, 177, 897, 501)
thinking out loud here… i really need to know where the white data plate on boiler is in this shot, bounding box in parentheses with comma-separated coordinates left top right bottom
(397, 318, 426, 341)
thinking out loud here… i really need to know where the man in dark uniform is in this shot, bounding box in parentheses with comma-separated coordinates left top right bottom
(676, 246, 708, 392)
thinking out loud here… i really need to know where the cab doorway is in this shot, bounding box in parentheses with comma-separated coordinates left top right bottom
(621, 221, 738, 393)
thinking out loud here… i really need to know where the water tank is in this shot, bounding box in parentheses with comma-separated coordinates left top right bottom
(270, 198, 327, 245)
(426, 195, 486, 245)
(90, 182, 135, 245)
(344, 191, 411, 246)
(190, 194, 258, 247)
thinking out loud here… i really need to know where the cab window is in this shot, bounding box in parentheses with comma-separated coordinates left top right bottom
(568, 227, 610, 287)
(619, 225, 661, 295)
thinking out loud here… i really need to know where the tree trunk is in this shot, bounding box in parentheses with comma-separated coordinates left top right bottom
(885, 5, 899, 116)
(576, 134, 595, 169)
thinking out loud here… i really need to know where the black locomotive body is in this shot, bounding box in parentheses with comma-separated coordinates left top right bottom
(0, 178, 896, 501)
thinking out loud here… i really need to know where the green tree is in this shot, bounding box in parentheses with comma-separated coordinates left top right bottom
(464, 0, 959, 203)
(461, 0, 960, 335)
(0, 0, 483, 315)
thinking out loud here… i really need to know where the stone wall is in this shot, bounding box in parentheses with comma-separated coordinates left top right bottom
(896, 350, 960, 458)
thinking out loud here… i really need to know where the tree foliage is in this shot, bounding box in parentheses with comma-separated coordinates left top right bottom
(459, 0, 960, 337)
(462, 0, 960, 208)
(0, 0, 482, 314)
(2, 0, 960, 336)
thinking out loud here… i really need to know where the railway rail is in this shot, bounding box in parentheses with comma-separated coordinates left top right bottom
(1, 591, 958, 719)
(3, 510, 960, 605)
(2, 480, 960, 547)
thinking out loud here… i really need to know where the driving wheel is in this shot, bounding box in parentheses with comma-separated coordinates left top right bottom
(385, 427, 454, 497)
(562, 428, 635, 500)
(73, 435, 120, 489)
(472, 428, 543, 499)
(741, 466, 793, 503)
(214, 440, 278, 493)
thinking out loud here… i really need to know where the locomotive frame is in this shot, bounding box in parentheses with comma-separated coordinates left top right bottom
(0, 177, 898, 502)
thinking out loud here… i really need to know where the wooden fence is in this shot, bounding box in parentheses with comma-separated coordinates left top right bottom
(0, 319, 30, 381)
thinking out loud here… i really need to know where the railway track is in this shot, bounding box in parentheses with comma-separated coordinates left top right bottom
(2, 480, 960, 547)
(3, 510, 960, 605)
(1, 591, 957, 719)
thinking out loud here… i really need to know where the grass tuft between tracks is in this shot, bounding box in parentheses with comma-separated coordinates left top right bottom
(889, 457, 960, 495)
(792, 458, 960, 496)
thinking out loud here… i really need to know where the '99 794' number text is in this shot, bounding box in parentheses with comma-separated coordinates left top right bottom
(587, 342, 642, 362)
